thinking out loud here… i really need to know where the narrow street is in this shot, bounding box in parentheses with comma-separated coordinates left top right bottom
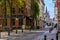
(8, 32, 44, 40)
(0, 32, 45, 40)
(0, 28, 58, 40)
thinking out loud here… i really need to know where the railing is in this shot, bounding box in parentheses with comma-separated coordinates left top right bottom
(12, 14, 25, 18)
(2, 14, 25, 19)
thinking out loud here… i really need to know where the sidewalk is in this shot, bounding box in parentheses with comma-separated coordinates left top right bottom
(0, 32, 16, 38)
(0, 29, 50, 40)
(0, 29, 47, 37)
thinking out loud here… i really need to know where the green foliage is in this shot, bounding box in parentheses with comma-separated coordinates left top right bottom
(0, 0, 3, 5)
(2, 0, 11, 26)
(33, 0, 40, 19)
(17, 0, 28, 8)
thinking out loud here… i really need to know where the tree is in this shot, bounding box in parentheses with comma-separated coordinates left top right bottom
(2, 0, 12, 26)
(0, 0, 3, 5)
(33, 0, 40, 19)
(17, 0, 28, 8)
(33, 0, 40, 29)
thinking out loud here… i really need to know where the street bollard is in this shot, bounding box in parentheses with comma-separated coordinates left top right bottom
(8, 28, 10, 36)
(15, 27, 18, 34)
(56, 32, 58, 40)
(44, 35, 47, 40)
(22, 28, 23, 32)
(16, 29, 17, 34)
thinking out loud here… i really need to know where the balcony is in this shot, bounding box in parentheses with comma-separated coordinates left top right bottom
(12, 14, 25, 18)
(3, 14, 25, 19)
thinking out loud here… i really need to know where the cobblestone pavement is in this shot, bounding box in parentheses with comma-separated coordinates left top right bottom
(0, 32, 45, 40)
(0, 28, 58, 40)
(0, 32, 57, 40)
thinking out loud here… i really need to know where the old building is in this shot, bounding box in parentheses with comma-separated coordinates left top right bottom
(58, 0, 60, 32)
(44, 7, 50, 23)
(0, 0, 45, 30)
(37, 0, 45, 28)
(0, 0, 35, 30)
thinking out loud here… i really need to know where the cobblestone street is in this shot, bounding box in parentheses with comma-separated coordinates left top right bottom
(0, 28, 58, 40)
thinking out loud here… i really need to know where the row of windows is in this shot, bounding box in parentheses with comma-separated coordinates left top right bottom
(3, 14, 24, 19)
(11, 8, 24, 14)
(4, 19, 23, 26)
(3, 18, 32, 27)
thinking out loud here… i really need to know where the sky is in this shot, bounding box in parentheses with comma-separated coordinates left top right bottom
(44, 0, 55, 19)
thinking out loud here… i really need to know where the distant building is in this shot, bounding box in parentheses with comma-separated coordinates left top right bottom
(58, 0, 60, 32)
(43, 7, 50, 23)
(38, 0, 45, 27)
(58, 0, 60, 23)
(54, 0, 58, 24)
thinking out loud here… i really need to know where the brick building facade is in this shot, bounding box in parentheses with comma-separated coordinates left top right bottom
(0, 0, 45, 30)
(0, 0, 34, 30)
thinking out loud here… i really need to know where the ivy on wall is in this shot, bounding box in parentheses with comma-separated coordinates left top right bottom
(33, 0, 40, 19)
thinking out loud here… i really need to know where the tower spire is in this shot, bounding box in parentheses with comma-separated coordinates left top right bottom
(46, 7, 47, 13)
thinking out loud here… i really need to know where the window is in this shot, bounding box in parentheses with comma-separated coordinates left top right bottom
(19, 19, 23, 26)
(12, 19, 15, 26)
(19, 8, 20, 13)
(21, 9, 24, 13)
(11, 8, 15, 14)
(4, 19, 7, 26)
(19, 8, 24, 14)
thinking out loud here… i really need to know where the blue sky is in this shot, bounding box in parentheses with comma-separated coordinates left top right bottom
(44, 0, 55, 19)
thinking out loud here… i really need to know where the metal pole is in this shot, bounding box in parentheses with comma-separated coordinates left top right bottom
(22, 28, 23, 32)
(15, 28, 17, 33)
(44, 35, 47, 40)
(8, 28, 10, 36)
(56, 32, 58, 40)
